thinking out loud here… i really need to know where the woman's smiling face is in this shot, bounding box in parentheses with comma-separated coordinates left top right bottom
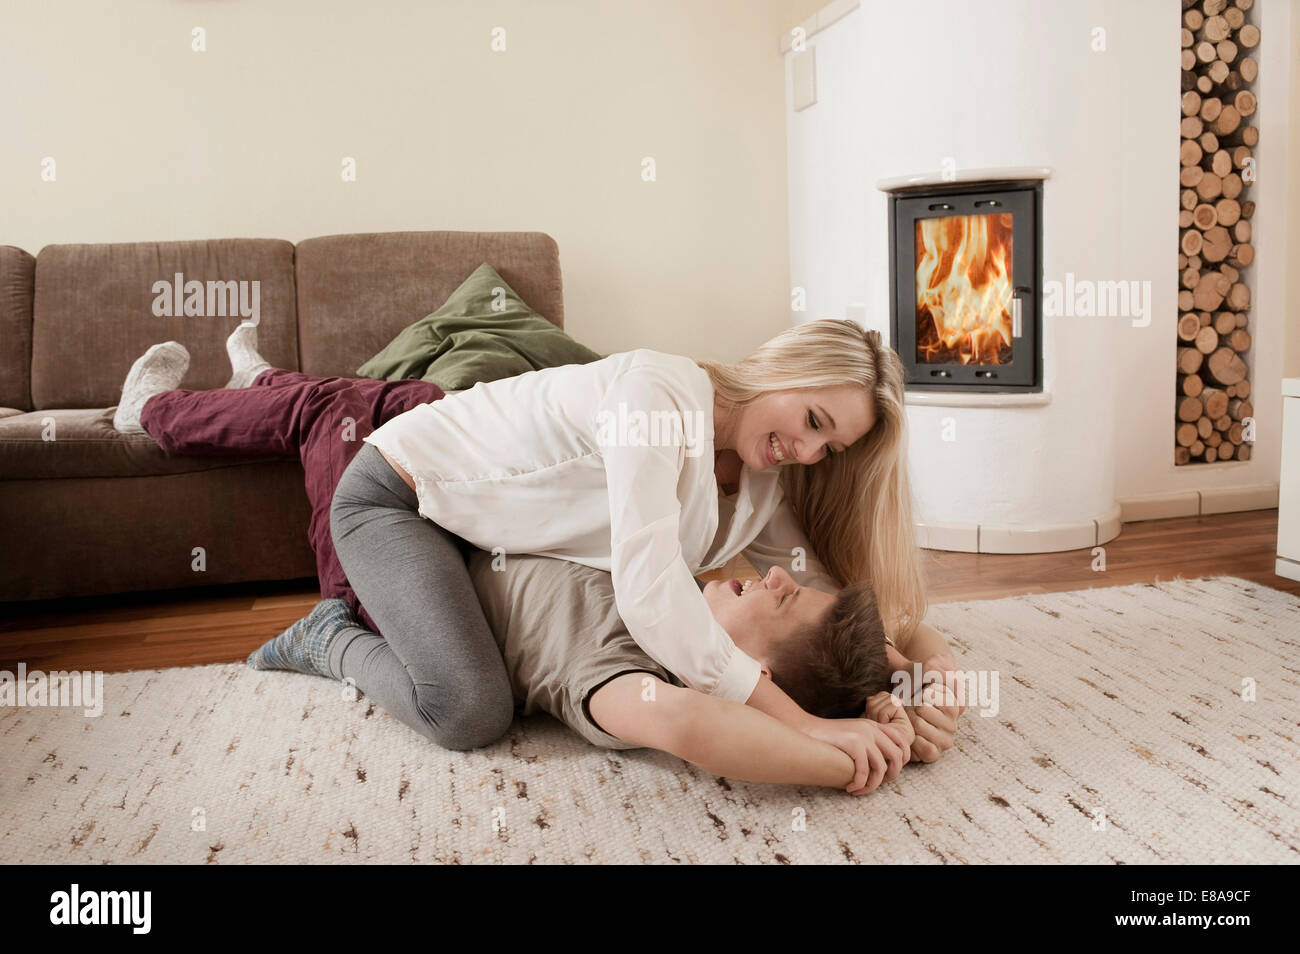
(723, 385, 875, 471)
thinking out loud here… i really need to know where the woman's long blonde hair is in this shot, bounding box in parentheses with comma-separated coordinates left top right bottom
(696, 319, 926, 647)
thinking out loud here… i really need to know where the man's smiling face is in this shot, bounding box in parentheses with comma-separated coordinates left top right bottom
(701, 565, 836, 674)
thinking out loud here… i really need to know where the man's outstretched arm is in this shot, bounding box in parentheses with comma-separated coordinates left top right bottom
(587, 673, 904, 791)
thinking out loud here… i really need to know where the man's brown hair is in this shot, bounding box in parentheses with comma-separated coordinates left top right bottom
(767, 581, 892, 719)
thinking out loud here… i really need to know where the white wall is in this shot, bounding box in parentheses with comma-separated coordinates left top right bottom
(786, 0, 1292, 529)
(0, 0, 815, 364)
(1287, 1, 1300, 380)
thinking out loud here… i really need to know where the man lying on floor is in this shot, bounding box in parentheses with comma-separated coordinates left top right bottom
(258, 551, 946, 794)
(466, 552, 919, 793)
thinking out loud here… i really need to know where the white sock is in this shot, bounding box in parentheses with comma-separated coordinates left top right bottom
(112, 342, 190, 435)
(225, 321, 273, 389)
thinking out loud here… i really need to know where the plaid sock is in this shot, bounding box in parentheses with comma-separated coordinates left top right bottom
(246, 599, 355, 677)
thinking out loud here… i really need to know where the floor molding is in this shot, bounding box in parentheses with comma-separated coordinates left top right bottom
(916, 503, 1121, 554)
(1118, 484, 1279, 523)
(917, 482, 1280, 553)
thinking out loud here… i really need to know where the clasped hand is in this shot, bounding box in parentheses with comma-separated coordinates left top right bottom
(805, 692, 914, 796)
(807, 649, 965, 794)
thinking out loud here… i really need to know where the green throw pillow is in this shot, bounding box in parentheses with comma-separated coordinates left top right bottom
(356, 262, 603, 390)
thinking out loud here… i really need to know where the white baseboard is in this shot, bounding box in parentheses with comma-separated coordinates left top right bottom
(1201, 485, 1280, 515)
(917, 484, 1277, 554)
(916, 504, 1121, 554)
(1117, 484, 1279, 523)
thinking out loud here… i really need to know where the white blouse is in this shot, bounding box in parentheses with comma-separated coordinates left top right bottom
(363, 349, 840, 704)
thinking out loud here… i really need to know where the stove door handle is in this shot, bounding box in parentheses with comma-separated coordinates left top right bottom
(1011, 294, 1023, 338)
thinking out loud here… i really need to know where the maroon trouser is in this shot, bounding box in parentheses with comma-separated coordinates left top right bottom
(140, 369, 444, 633)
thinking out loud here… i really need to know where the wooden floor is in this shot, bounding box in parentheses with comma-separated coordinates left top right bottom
(3, 509, 1295, 675)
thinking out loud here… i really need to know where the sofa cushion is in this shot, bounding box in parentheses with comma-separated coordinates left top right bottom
(30, 239, 299, 410)
(0, 407, 293, 480)
(295, 231, 565, 379)
(0, 246, 35, 411)
(357, 262, 601, 389)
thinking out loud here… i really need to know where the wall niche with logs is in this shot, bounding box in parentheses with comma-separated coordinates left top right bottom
(1176, 0, 1257, 465)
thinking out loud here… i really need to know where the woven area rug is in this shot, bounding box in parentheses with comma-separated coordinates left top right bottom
(2, 576, 1297, 864)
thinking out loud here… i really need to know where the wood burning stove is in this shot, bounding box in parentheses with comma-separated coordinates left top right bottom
(887, 179, 1043, 391)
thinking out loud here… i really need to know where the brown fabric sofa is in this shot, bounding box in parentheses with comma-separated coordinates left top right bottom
(0, 231, 565, 601)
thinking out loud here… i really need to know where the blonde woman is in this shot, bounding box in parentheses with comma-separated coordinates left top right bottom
(119, 318, 963, 790)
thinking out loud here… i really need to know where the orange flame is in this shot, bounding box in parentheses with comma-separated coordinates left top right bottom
(914, 213, 1014, 365)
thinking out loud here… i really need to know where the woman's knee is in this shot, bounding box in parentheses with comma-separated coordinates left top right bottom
(413, 680, 515, 751)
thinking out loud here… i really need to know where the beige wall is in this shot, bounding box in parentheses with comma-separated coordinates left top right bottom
(0, 0, 820, 363)
(783, 0, 837, 28)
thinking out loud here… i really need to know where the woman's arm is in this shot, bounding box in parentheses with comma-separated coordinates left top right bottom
(597, 366, 764, 703)
(897, 619, 953, 662)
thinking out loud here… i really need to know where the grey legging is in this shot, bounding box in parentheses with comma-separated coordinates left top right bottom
(326, 442, 515, 750)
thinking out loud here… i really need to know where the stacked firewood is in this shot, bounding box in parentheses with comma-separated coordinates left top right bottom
(1177, 0, 1256, 464)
